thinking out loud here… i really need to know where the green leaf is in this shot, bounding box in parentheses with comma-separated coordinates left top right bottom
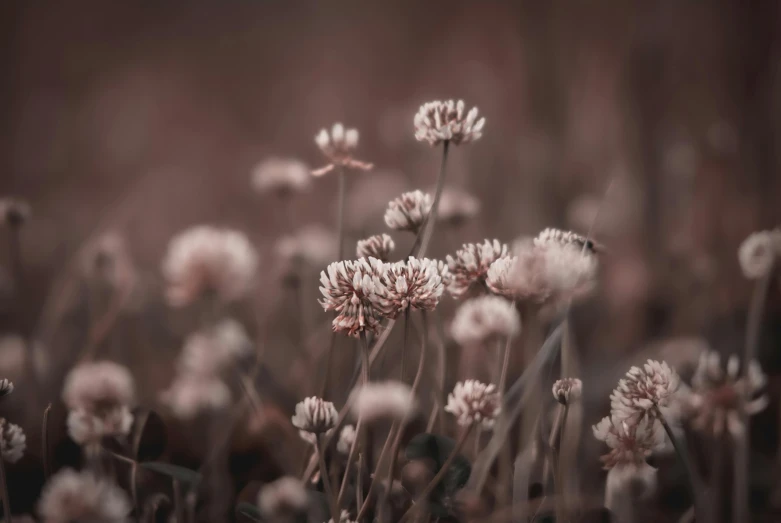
(140, 462, 202, 487)
(235, 502, 263, 521)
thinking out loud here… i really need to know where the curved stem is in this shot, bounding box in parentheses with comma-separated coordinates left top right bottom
(337, 419, 363, 509)
(414, 141, 450, 258)
(317, 435, 340, 523)
(657, 409, 702, 520)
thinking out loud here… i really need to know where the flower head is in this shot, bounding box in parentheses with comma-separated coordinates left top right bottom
(451, 295, 520, 346)
(0, 197, 31, 227)
(351, 381, 416, 422)
(257, 476, 309, 519)
(66, 409, 133, 446)
(445, 380, 500, 429)
(251, 157, 311, 196)
(682, 351, 768, 437)
(337, 425, 357, 454)
(162, 225, 259, 307)
(313, 123, 373, 176)
(414, 100, 485, 146)
(38, 468, 131, 523)
(292, 397, 338, 435)
(446, 239, 510, 298)
(378, 257, 444, 318)
(534, 227, 598, 253)
(593, 414, 665, 470)
(160, 376, 231, 420)
(384, 191, 432, 233)
(1, 418, 26, 463)
(177, 319, 252, 377)
(356, 234, 395, 262)
(319, 257, 390, 337)
(276, 225, 338, 271)
(552, 378, 583, 405)
(738, 230, 781, 279)
(0, 378, 13, 397)
(437, 187, 480, 227)
(610, 360, 680, 423)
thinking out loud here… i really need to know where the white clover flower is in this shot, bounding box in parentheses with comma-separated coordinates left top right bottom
(446, 380, 500, 429)
(0, 378, 13, 397)
(177, 319, 252, 377)
(593, 414, 665, 470)
(0, 418, 26, 463)
(257, 476, 309, 519)
(313, 123, 373, 176)
(414, 100, 485, 146)
(356, 234, 395, 262)
(292, 397, 338, 436)
(318, 257, 390, 337)
(276, 225, 338, 269)
(38, 468, 131, 523)
(160, 376, 231, 420)
(451, 295, 520, 347)
(337, 425, 357, 454)
(66, 408, 133, 446)
(251, 157, 311, 196)
(609, 360, 680, 423)
(485, 256, 519, 299)
(446, 239, 510, 298)
(377, 257, 444, 318)
(682, 351, 768, 437)
(552, 378, 583, 405)
(534, 227, 598, 253)
(0, 197, 31, 228)
(351, 381, 416, 422)
(162, 225, 259, 308)
(383, 190, 432, 233)
(738, 230, 781, 279)
(437, 187, 480, 227)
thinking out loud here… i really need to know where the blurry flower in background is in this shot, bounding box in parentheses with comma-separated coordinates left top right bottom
(38, 468, 131, 523)
(0, 418, 26, 463)
(162, 225, 259, 308)
(738, 229, 781, 279)
(257, 476, 309, 520)
(0, 197, 31, 228)
(276, 225, 338, 281)
(552, 377, 583, 405)
(346, 169, 408, 228)
(351, 381, 415, 422)
(0, 336, 49, 385)
(414, 100, 485, 146)
(446, 239, 510, 298)
(313, 123, 373, 176)
(609, 360, 680, 424)
(292, 396, 338, 437)
(328, 510, 356, 523)
(79, 231, 136, 293)
(436, 187, 481, 228)
(451, 295, 520, 347)
(177, 319, 252, 377)
(682, 351, 768, 437)
(485, 256, 519, 300)
(592, 414, 664, 488)
(319, 257, 389, 337)
(160, 376, 231, 420)
(534, 227, 598, 254)
(337, 425, 356, 454)
(378, 257, 444, 318)
(0, 378, 12, 397)
(445, 380, 500, 429)
(356, 234, 395, 262)
(384, 190, 432, 233)
(251, 157, 311, 197)
(62, 361, 135, 444)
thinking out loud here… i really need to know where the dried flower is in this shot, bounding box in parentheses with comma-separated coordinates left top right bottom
(437, 187, 480, 227)
(38, 468, 131, 523)
(593, 414, 665, 470)
(384, 190, 432, 233)
(0, 378, 13, 397)
(318, 257, 389, 337)
(552, 378, 583, 405)
(257, 476, 309, 519)
(313, 123, 373, 176)
(682, 351, 768, 437)
(0, 197, 31, 227)
(337, 425, 357, 454)
(738, 230, 781, 279)
(160, 376, 231, 420)
(292, 397, 338, 436)
(162, 225, 259, 307)
(351, 381, 416, 422)
(446, 380, 500, 429)
(446, 239, 510, 298)
(610, 360, 680, 423)
(356, 234, 395, 262)
(1, 418, 26, 463)
(177, 319, 252, 377)
(377, 257, 445, 318)
(276, 225, 338, 271)
(414, 100, 485, 146)
(451, 295, 520, 347)
(251, 157, 311, 196)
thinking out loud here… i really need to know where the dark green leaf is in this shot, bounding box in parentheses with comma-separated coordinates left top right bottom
(140, 462, 202, 487)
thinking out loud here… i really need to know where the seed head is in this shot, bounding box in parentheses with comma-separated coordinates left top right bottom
(552, 378, 583, 405)
(251, 157, 311, 196)
(0, 418, 26, 463)
(356, 234, 395, 262)
(446, 239, 510, 298)
(384, 190, 432, 233)
(38, 468, 131, 523)
(414, 100, 485, 146)
(446, 380, 500, 429)
(451, 295, 520, 347)
(313, 123, 373, 176)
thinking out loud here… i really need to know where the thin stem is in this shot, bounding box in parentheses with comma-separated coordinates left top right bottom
(357, 422, 399, 521)
(414, 141, 450, 258)
(338, 419, 363, 508)
(0, 454, 11, 521)
(42, 403, 52, 480)
(173, 479, 185, 523)
(316, 435, 340, 523)
(473, 429, 481, 459)
(400, 308, 410, 381)
(360, 331, 370, 384)
(433, 310, 447, 432)
(399, 424, 472, 523)
(497, 335, 513, 396)
(356, 453, 364, 513)
(336, 167, 346, 259)
(657, 409, 701, 520)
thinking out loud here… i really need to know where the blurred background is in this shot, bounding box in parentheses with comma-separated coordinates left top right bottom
(1, 0, 781, 520)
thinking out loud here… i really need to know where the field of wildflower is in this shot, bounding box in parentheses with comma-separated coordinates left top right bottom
(2, 2, 781, 522)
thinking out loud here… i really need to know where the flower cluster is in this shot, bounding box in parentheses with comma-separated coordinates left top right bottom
(609, 360, 680, 423)
(62, 361, 135, 445)
(38, 468, 131, 523)
(552, 378, 583, 405)
(356, 234, 395, 262)
(445, 380, 500, 429)
(378, 257, 445, 318)
(351, 381, 416, 422)
(0, 378, 12, 397)
(446, 239, 510, 298)
(451, 295, 520, 346)
(257, 476, 309, 520)
(292, 396, 338, 444)
(384, 190, 432, 233)
(313, 123, 373, 176)
(0, 418, 26, 463)
(251, 157, 311, 196)
(592, 414, 665, 470)
(738, 229, 781, 279)
(414, 100, 485, 146)
(162, 225, 259, 307)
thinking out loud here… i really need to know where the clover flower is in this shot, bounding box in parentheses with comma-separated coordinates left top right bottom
(351, 381, 416, 422)
(356, 234, 395, 262)
(257, 476, 309, 519)
(251, 157, 311, 196)
(384, 190, 432, 233)
(414, 100, 485, 146)
(446, 239, 510, 298)
(38, 469, 131, 523)
(378, 257, 444, 318)
(552, 378, 583, 405)
(451, 295, 520, 347)
(292, 397, 338, 437)
(0, 418, 26, 463)
(609, 360, 680, 424)
(313, 123, 373, 176)
(445, 380, 500, 429)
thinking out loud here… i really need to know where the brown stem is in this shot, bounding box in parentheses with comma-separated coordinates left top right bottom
(400, 308, 410, 381)
(336, 167, 346, 259)
(316, 435, 340, 523)
(360, 331, 370, 384)
(414, 140, 450, 258)
(173, 479, 185, 523)
(433, 309, 447, 432)
(0, 453, 12, 521)
(42, 403, 52, 480)
(497, 335, 513, 396)
(338, 419, 363, 508)
(357, 422, 400, 521)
